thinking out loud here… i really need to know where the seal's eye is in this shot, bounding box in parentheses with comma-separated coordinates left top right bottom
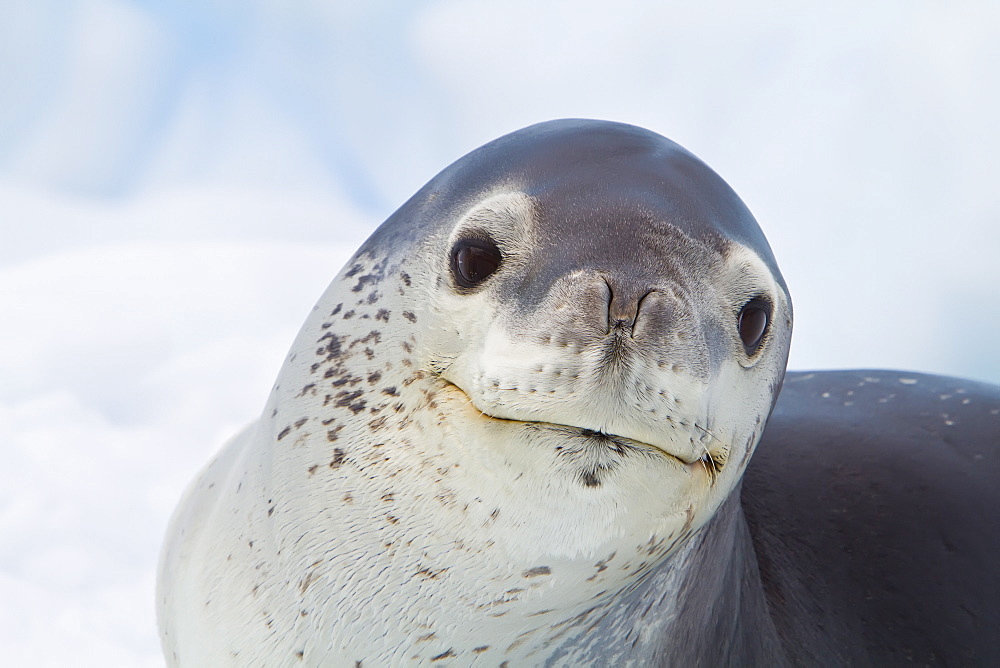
(451, 238, 502, 288)
(738, 297, 770, 354)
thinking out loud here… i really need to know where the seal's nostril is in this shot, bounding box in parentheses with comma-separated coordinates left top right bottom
(606, 281, 656, 335)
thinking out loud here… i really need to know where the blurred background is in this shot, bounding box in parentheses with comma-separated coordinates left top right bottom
(1, 1, 998, 664)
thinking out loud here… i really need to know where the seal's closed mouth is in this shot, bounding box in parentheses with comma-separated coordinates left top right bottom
(529, 422, 723, 480)
(440, 379, 723, 478)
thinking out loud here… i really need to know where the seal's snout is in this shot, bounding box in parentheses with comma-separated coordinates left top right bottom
(538, 271, 700, 370)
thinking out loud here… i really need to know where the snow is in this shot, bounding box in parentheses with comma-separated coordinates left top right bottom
(0, 236, 364, 665)
(1, 1, 997, 664)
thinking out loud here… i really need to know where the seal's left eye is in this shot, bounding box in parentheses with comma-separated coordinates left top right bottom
(452, 238, 502, 288)
(738, 297, 770, 354)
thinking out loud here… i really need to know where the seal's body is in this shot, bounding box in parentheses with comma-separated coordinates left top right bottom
(158, 120, 999, 666)
(742, 370, 1000, 666)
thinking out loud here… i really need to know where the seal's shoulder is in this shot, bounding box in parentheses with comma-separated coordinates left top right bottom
(742, 369, 1000, 665)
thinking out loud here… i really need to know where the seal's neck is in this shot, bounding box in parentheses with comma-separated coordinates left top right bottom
(551, 490, 789, 664)
(660, 491, 788, 665)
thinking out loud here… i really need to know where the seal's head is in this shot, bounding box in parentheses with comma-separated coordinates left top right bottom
(282, 120, 792, 556)
(362, 119, 791, 546)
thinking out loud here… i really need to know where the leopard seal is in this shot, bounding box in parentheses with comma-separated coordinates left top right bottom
(157, 120, 1000, 665)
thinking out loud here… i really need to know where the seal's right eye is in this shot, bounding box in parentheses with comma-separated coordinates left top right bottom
(451, 238, 502, 288)
(737, 297, 770, 354)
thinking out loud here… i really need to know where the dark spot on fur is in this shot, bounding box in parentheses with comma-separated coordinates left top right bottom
(307, 465, 318, 476)
(522, 566, 551, 578)
(367, 371, 382, 384)
(416, 633, 436, 643)
(386, 515, 399, 524)
(316, 333, 343, 358)
(375, 309, 390, 322)
(382, 386, 398, 396)
(472, 646, 489, 654)
(366, 290, 379, 304)
(343, 492, 353, 504)
(330, 448, 346, 468)
(401, 341, 413, 353)
(277, 426, 291, 441)
(297, 384, 315, 397)
(351, 274, 379, 293)
(335, 390, 365, 410)
(415, 566, 448, 579)
(369, 416, 388, 430)
(343, 310, 356, 319)
(268, 505, 275, 516)
(403, 311, 417, 323)
(400, 272, 411, 287)
(435, 489, 456, 506)
(327, 425, 344, 441)
(330, 303, 343, 317)
(430, 649, 455, 661)
(294, 418, 307, 429)
(581, 470, 601, 487)
(295, 650, 304, 659)
(346, 264, 363, 278)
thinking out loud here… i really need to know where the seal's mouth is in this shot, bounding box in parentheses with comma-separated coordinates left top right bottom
(529, 421, 724, 479)
(439, 379, 725, 480)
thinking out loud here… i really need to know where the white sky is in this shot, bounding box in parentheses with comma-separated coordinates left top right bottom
(1, 1, 998, 664)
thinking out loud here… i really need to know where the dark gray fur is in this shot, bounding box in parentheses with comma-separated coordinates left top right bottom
(742, 370, 1000, 665)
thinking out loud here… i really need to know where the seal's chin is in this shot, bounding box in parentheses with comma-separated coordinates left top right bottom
(440, 379, 724, 479)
